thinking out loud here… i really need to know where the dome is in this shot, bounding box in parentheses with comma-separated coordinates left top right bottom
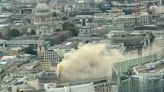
(36, 3, 50, 13)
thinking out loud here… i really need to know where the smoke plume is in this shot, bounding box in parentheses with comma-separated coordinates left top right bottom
(56, 43, 161, 82)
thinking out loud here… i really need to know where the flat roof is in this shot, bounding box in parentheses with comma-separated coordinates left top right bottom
(134, 59, 164, 74)
(0, 39, 7, 44)
(111, 33, 145, 42)
(114, 12, 148, 19)
(0, 24, 10, 28)
(60, 41, 78, 49)
(0, 13, 13, 17)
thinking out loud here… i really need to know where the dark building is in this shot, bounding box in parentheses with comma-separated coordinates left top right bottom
(134, 25, 158, 30)
(37, 72, 62, 83)
(110, 32, 154, 55)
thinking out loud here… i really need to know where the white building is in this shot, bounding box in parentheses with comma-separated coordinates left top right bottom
(112, 12, 150, 26)
(43, 50, 60, 64)
(75, 0, 91, 10)
(44, 80, 114, 92)
(5, 39, 50, 50)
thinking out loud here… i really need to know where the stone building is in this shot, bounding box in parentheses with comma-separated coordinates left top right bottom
(32, 3, 53, 35)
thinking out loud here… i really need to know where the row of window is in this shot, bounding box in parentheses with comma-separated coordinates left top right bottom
(113, 16, 149, 25)
(79, 29, 93, 33)
(94, 83, 112, 92)
(34, 17, 51, 23)
(113, 20, 149, 25)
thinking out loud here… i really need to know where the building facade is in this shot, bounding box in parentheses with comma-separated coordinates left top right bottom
(32, 3, 53, 35)
(44, 80, 113, 92)
(42, 50, 60, 64)
(112, 53, 163, 92)
(112, 12, 150, 26)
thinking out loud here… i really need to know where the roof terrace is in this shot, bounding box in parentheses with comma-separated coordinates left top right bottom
(133, 59, 164, 75)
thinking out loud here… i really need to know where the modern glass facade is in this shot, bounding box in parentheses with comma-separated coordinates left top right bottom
(112, 53, 164, 92)
(120, 75, 164, 92)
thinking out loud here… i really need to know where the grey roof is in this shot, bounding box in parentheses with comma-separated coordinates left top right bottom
(59, 41, 78, 49)
(35, 3, 50, 13)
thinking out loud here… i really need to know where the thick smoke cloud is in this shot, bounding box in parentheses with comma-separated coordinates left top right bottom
(56, 43, 161, 82)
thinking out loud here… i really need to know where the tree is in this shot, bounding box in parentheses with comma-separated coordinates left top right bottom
(0, 69, 5, 74)
(62, 16, 68, 20)
(24, 45, 36, 55)
(63, 22, 78, 36)
(31, 29, 36, 35)
(26, 18, 31, 23)
(1, 7, 7, 11)
(56, 29, 61, 32)
(6, 29, 20, 39)
(52, 12, 57, 17)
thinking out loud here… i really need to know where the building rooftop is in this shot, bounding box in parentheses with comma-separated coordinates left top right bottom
(66, 37, 103, 42)
(75, 15, 93, 19)
(59, 41, 78, 49)
(0, 13, 13, 18)
(36, 3, 50, 13)
(0, 39, 7, 44)
(13, 31, 70, 40)
(134, 59, 164, 75)
(114, 12, 148, 19)
(111, 32, 145, 43)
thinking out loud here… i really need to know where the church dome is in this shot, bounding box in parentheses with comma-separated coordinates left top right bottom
(36, 3, 50, 13)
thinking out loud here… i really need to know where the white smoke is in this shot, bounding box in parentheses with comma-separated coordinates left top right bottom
(56, 43, 161, 82)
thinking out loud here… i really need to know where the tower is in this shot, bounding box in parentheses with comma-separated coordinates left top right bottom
(37, 34, 46, 57)
(33, 2, 54, 35)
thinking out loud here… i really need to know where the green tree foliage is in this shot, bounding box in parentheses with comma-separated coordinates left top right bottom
(0, 69, 5, 74)
(24, 45, 36, 55)
(62, 16, 68, 20)
(6, 29, 20, 39)
(31, 29, 36, 35)
(26, 18, 31, 23)
(63, 22, 78, 36)
(56, 29, 61, 32)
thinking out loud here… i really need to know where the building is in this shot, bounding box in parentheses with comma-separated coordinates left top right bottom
(74, 15, 94, 37)
(40, 61, 51, 71)
(77, 25, 96, 37)
(66, 37, 103, 43)
(75, 0, 91, 11)
(5, 39, 50, 50)
(112, 53, 163, 92)
(58, 41, 79, 56)
(14, 61, 39, 77)
(112, 12, 150, 27)
(75, 15, 93, 26)
(32, 3, 53, 35)
(44, 79, 114, 92)
(12, 82, 37, 92)
(0, 13, 13, 36)
(110, 32, 155, 54)
(37, 71, 59, 83)
(8, 47, 23, 56)
(42, 50, 61, 64)
(74, 15, 96, 37)
(157, 14, 164, 25)
(20, 6, 33, 16)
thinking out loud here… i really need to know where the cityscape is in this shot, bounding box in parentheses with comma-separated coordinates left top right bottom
(0, 0, 164, 92)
